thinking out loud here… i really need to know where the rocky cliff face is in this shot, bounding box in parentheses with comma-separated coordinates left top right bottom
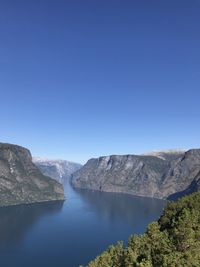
(159, 149, 200, 199)
(72, 150, 200, 199)
(71, 153, 173, 198)
(33, 158, 82, 184)
(0, 143, 64, 206)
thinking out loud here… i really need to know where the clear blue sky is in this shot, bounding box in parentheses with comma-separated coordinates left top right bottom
(0, 0, 200, 163)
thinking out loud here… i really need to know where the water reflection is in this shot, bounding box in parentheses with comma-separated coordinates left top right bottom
(0, 185, 166, 267)
(0, 201, 64, 248)
(74, 188, 166, 231)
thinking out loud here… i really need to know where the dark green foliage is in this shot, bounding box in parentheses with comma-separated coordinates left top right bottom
(83, 192, 200, 267)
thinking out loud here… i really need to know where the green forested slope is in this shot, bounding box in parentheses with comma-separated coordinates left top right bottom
(82, 192, 200, 267)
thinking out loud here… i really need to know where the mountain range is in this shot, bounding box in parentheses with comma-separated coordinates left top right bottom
(33, 158, 82, 184)
(72, 149, 200, 200)
(1, 141, 200, 206)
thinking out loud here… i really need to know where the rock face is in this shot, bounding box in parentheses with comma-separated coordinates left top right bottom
(33, 158, 82, 184)
(0, 143, 64, 207)
(72, 150, 200, 199)
(159, 149, 200, 199)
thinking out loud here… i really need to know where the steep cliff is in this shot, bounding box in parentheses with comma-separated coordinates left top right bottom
(72, 150, 200, 199)
(0, 143, 64, 206)
(159, 149, 200, 199)
(72, 154, 170, 198)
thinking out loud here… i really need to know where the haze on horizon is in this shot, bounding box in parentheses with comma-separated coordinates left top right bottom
(0, 0, 200, 164)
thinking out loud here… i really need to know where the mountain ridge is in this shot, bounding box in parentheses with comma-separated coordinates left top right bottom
(0, 143, 65, 207)
(72, 149, 200, 199)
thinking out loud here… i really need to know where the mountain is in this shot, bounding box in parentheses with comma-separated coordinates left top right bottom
(33, 158, 82, 183)
(142, 149, 185, 161)
(71, 150, 200, 199)
(71, 154, 170, 198)
(0, 143, 64, 207)
(159, 149, 200, 199)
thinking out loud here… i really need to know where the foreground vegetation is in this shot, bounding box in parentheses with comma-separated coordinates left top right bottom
(82, 191, 200, 267)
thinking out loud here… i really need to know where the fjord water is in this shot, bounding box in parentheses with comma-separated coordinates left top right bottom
(0, 183, 165, 267)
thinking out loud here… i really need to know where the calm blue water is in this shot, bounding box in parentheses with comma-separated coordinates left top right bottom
(0, 183, 166, 267)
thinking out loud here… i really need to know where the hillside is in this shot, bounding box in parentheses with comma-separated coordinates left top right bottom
(0, 143, 64, 206)
(72, 150, 200, 199)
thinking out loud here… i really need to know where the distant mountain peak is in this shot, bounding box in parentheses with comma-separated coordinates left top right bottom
(33, 157, 80, 165)
(142, 149, 186, 160)
(33, 157, 82, 184)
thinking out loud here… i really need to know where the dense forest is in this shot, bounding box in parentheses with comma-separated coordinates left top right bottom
(82, 191, 200, 267)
